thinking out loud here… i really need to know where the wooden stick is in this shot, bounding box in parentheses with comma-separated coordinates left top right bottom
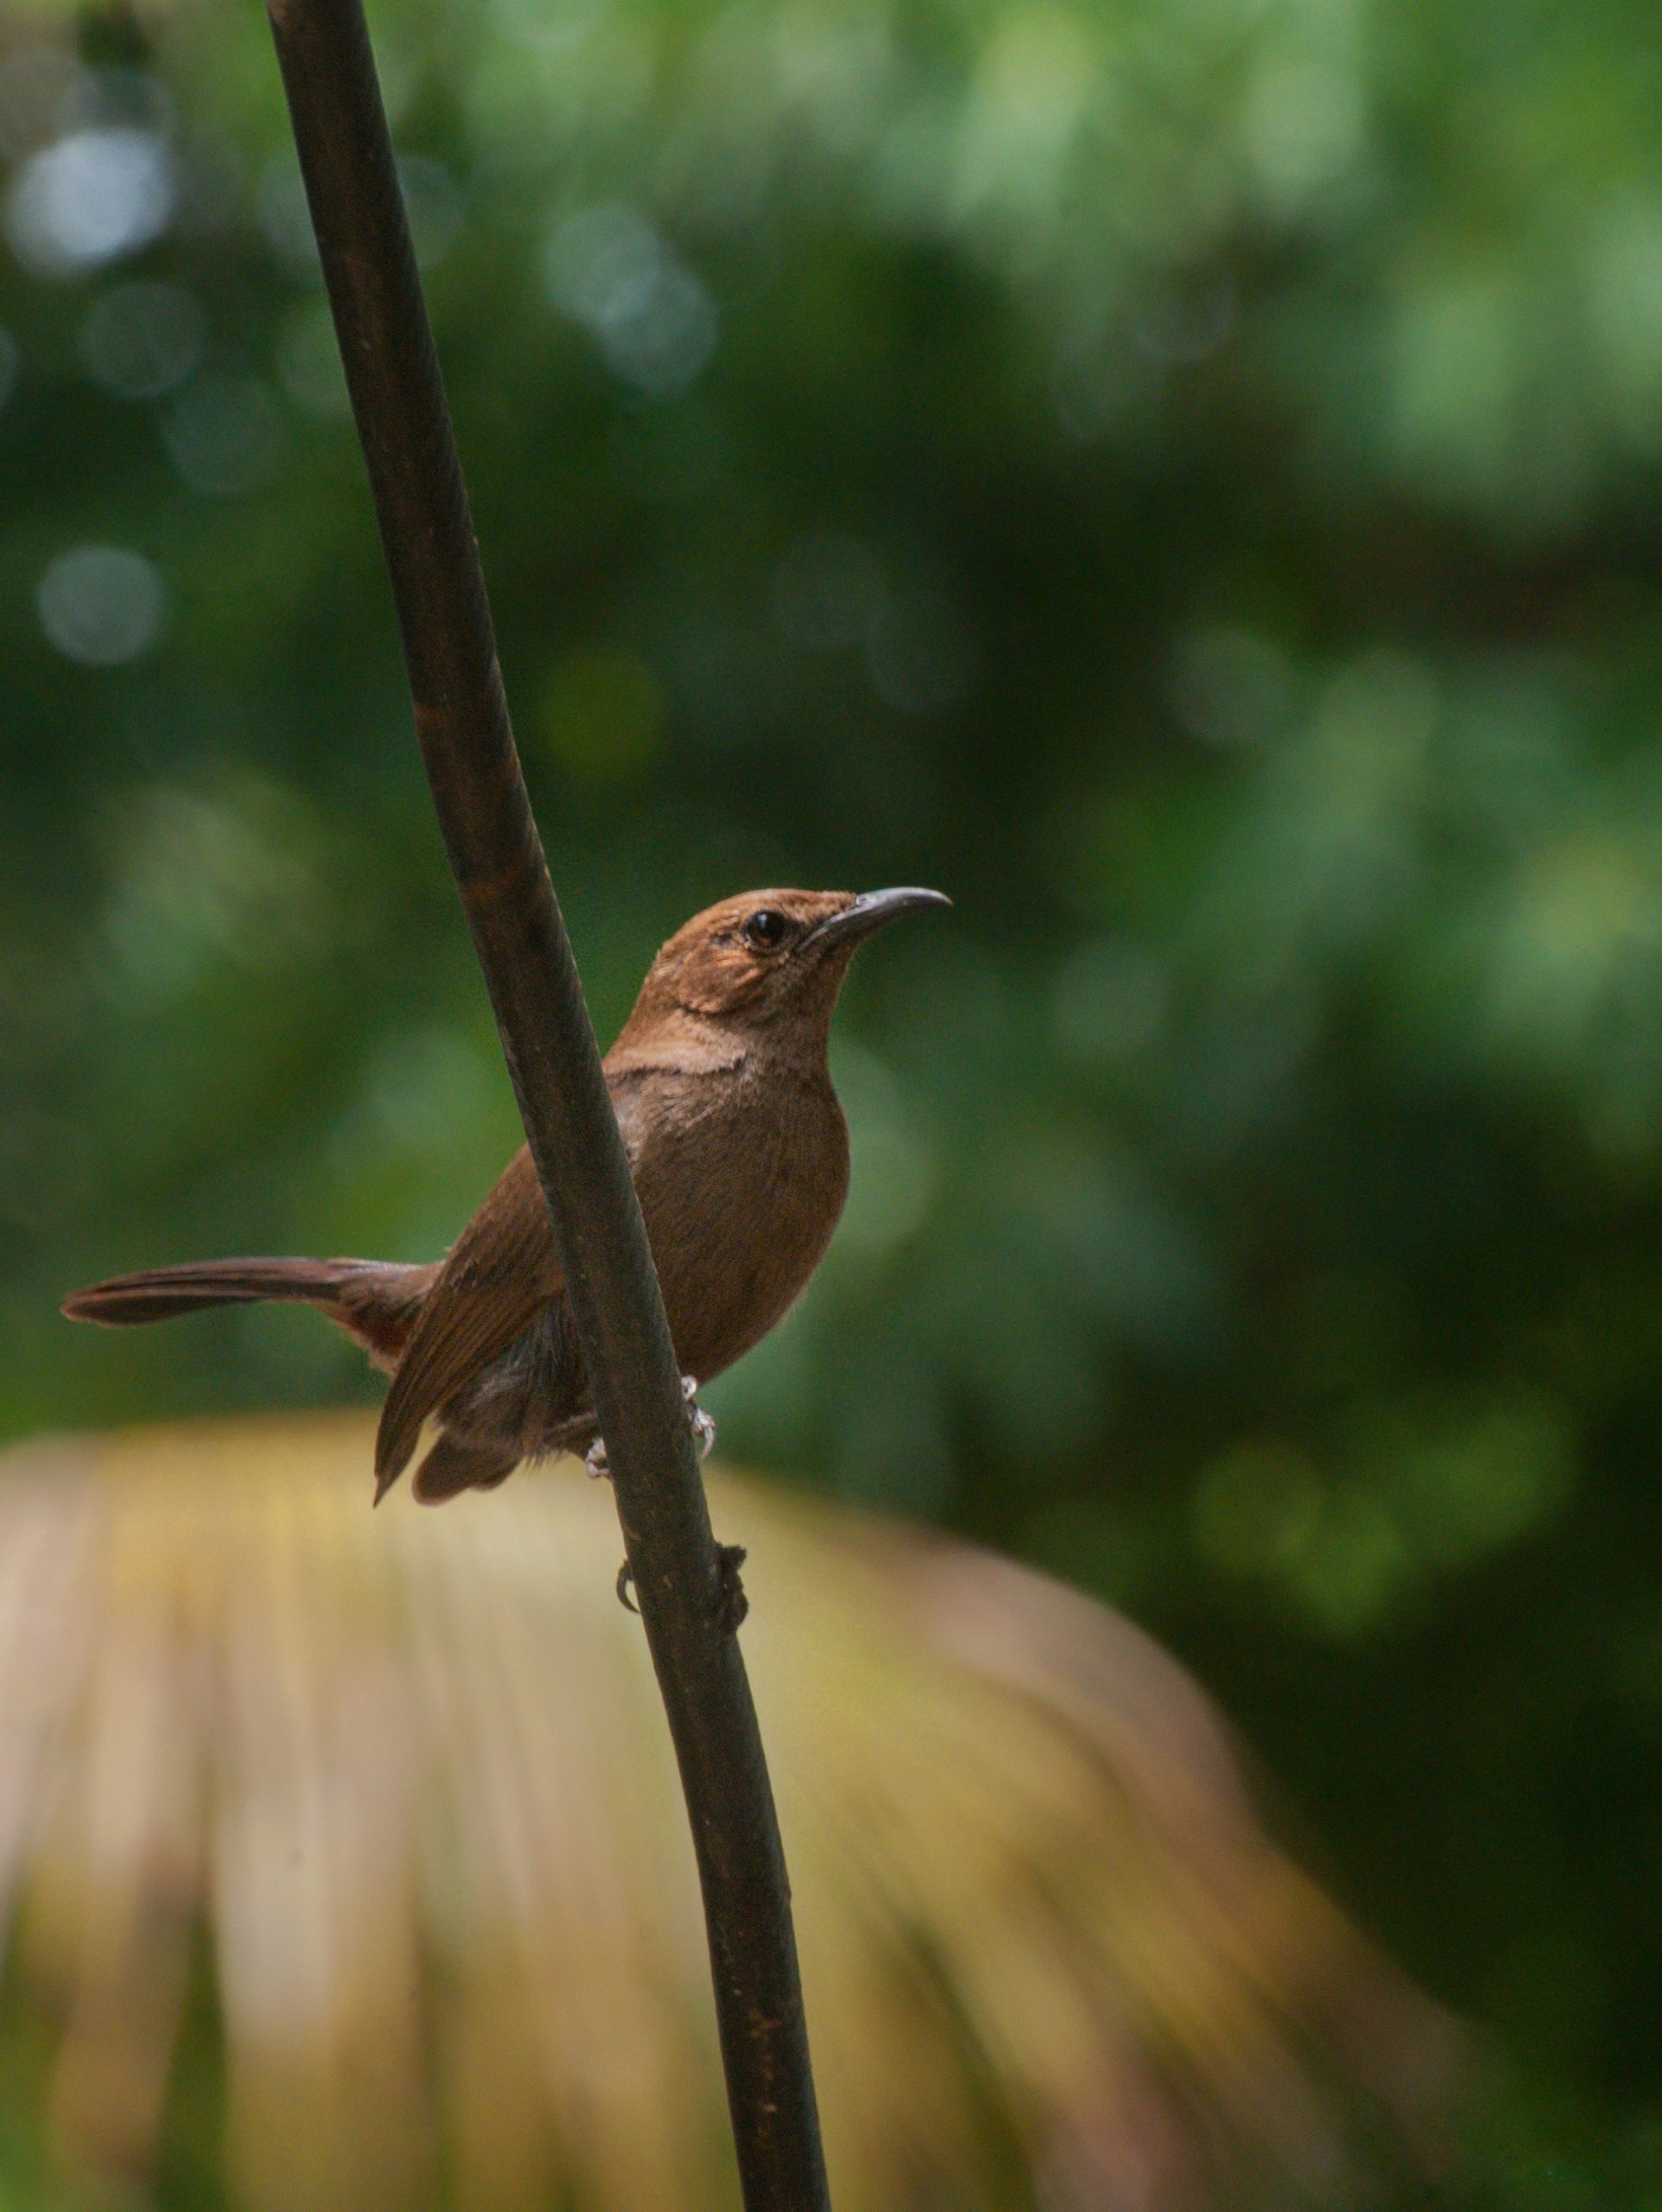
(261, 4, 831, 2203)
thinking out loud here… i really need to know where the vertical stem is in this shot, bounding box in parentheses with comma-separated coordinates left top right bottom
(261, 4, 831, 2204)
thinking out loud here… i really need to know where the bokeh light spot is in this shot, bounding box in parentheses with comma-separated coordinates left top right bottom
(36, 544, 164, 665)
(4, 125, 174, 277)
(77, 279, 205, 398)
(105, 781, 327, 1000)
(1243, 56, 1365, 214)
(544, 203, 718, 394)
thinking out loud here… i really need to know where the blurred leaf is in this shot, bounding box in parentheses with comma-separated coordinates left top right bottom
(0, 1414, 1452, 2211)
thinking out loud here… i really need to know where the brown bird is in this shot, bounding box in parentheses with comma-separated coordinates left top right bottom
(65, 887, 947, 1504)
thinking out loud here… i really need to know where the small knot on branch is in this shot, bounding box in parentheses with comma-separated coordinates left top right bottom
(715, 1542, 748, 1635)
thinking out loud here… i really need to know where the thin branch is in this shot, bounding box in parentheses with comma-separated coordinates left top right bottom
(261, 4, 831, 2205)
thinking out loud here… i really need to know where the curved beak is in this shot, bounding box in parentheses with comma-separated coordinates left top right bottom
(803, 886, 951, 952)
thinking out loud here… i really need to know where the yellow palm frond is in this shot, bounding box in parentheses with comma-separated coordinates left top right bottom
(0, 1414, 1455, 2209)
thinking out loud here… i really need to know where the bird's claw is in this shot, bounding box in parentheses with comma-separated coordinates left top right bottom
(616, 1544, 745, 1632)
(587, 1379, 712, 1482)
(682, 1375, 716, 1459)
(604, 1379, 721, 1608)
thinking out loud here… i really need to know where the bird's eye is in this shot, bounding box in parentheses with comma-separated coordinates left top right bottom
(741, 909, 790, 951)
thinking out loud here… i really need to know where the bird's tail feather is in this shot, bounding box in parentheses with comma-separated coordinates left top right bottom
(409, 1434, 521, 1506)
(63, 1257, 435, 1368)
(64, 1259, 365, 1325)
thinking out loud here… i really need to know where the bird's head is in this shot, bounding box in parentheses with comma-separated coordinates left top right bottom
(625, 887, 949, 1043)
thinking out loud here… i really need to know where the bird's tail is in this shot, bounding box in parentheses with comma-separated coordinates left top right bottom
(63, 1258, 435, 1369)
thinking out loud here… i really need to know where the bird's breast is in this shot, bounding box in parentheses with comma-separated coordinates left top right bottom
(617, 1059, 850, 1385)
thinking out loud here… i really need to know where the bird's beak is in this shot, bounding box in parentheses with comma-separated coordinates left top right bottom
(803, 887, 951, 951)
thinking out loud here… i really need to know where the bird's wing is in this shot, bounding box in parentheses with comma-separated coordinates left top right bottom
(374, 1147, 564, 1498)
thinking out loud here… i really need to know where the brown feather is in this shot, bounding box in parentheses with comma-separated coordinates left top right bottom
(410, 1433, 521, 1503)
(66, 888, 948, 1507)
(61, 1258, 434, 1369)
(372, 1148, 563, 1499)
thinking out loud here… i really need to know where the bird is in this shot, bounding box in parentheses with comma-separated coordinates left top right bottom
(64, 887, 948, 1506)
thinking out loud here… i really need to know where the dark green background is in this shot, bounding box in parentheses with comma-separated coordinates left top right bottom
(3, 0, 1660, 2197)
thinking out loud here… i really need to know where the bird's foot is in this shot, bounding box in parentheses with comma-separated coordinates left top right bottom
(682, 1374, 716, 1460)
(586, 1380, 710, 1481)
(714, 1541, 748, 1635)
(616, 1559, 638, 1613)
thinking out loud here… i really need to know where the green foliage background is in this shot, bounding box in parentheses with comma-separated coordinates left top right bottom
(3, 0, 1661, 2197)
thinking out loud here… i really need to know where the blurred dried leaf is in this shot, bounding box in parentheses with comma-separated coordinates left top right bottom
(0, 1414, 1455, 2209)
